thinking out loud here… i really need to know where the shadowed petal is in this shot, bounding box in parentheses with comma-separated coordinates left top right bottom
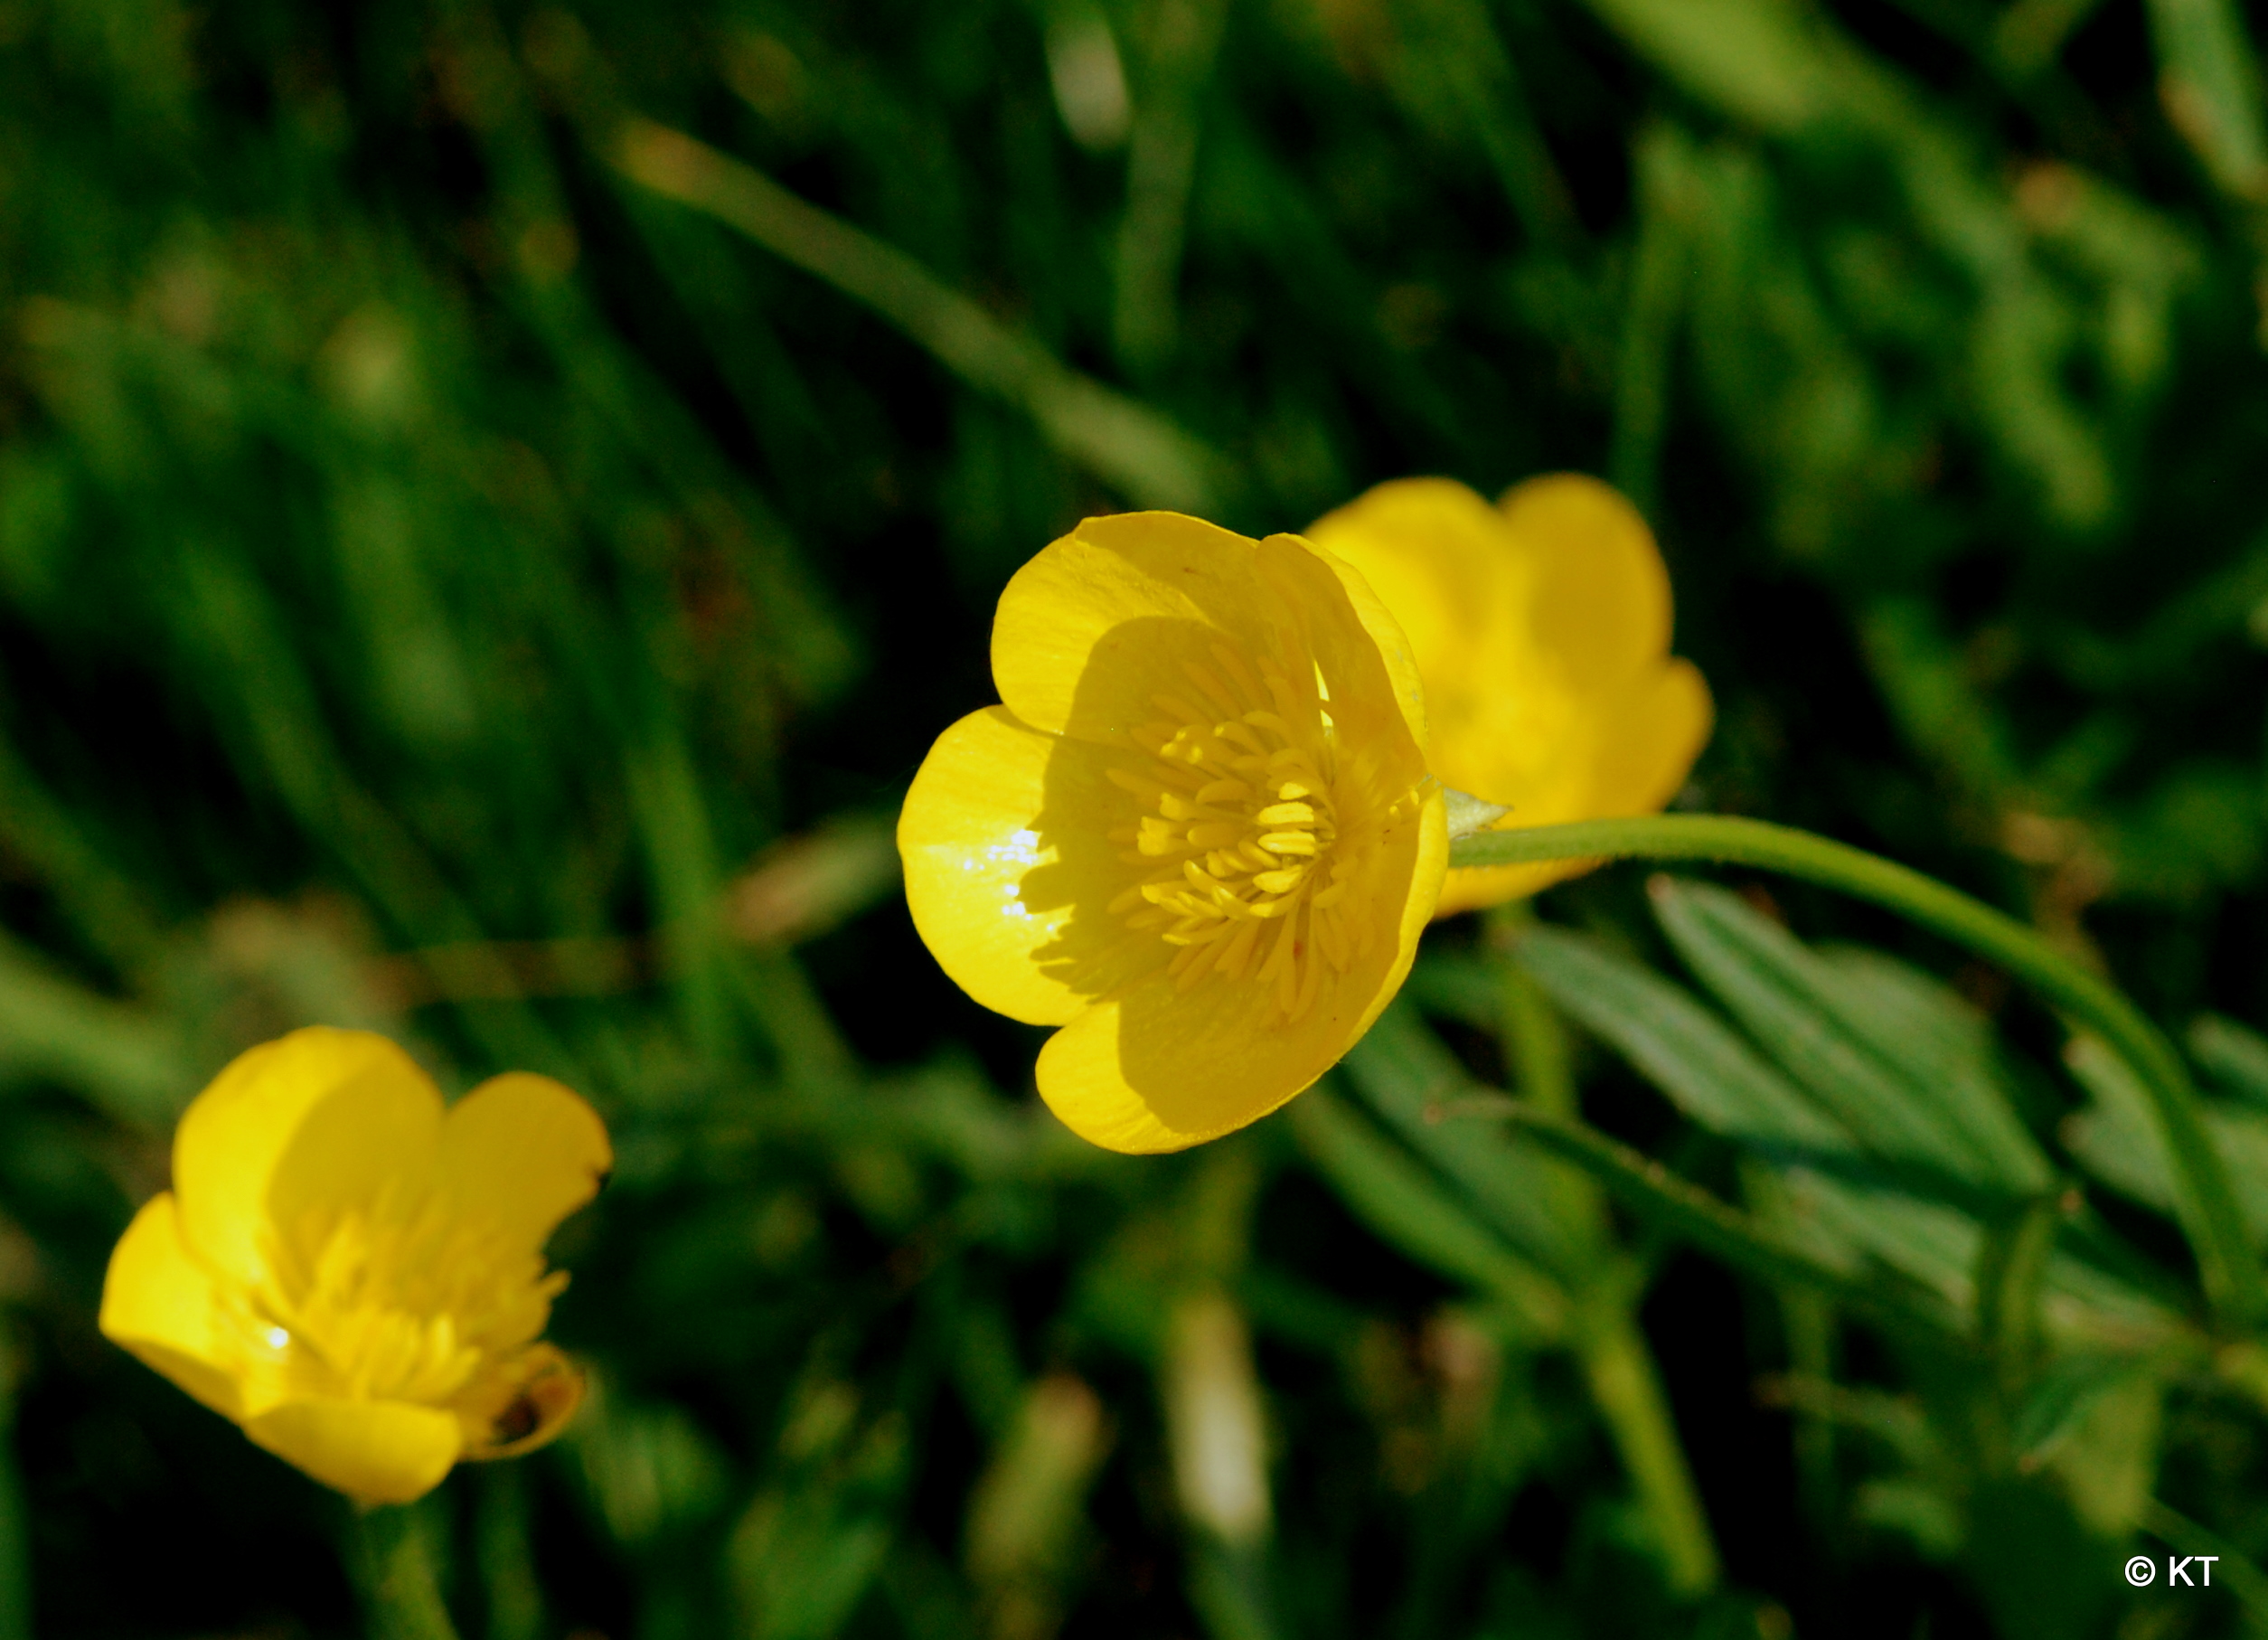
(174, 1028, 443, 1289)
(1591, 656, 1713, 814)
(992, 513, 1285, 744)
(1035, 790, 1445, 1152)
(1264, 532, 1431, 755)
(456, 1343, 585, 1460)
(1305, 477, 1519, 723)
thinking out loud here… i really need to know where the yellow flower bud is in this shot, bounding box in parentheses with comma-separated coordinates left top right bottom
(99, 1027, 610, 1504)
(1308, 475, 1713, 916)
(898, 512, 1447, 1154)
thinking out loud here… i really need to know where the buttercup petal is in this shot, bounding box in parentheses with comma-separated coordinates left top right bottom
(1432, 658, 1713, 916)
(1035, 788, 1446, 1153)
(1310, 472, 1708, 918)
(1307, 479, 1530, 803)
(99, 1193, 244, 1421)
(1590, 656, 1713, 815)
(1270, 532, 1431, 754)
(456, 1343, 586, 1460)
(174, 1027, 443, 1289)
(244, 1396, 463, 1504)
(102, 1024, 607, 1502)
(1434, 857, 1574, 919)
(900, 707, 1166, 1025)
(1501, 474, 1670, 693)
(1305, 477, 1517, 692)
(916, 509, 1448, 1150)
(993, 513, 1318, 746)
(436, 1072, 612, 1257)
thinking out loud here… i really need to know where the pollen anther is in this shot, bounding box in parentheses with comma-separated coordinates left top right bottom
(1108, 637, 1402, 1022)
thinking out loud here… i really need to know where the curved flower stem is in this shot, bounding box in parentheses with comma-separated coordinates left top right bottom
(352, 1502, 462, 1640)
(1492, 907, 1717, 1595)
(1575, 1299, 1719, 1595)
(1449, 815, 2265, 1332)
(1451, 1095, 1962, 1340)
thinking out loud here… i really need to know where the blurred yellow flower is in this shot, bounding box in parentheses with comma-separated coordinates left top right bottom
(899, 512, 1446, 1154)
(99, 1027, 610, 1504)
(1307, 475, 1711, 916)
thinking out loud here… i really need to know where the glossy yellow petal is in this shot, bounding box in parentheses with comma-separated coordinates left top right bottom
(1034, 788, 1446, 1153)
(436, 1073, 612, 1256)
(103, 1023, 608, 1501)
(900, 706, 1167, 1025)
(1281, 532, 1430, 754)
(457, 1343, 585, 1460)
(992, 512, 1275, 744)
(99, 1193, 243, 1421)
(1590, 655, 1713, 815)
(989, 514, 1426, 750)
(1434, 658, 1713, 916)
(1308, 479, 1530, 805)
(173, 1027, 442, 1289)
(1310, 471, 1709, 918)
(1500, 473, 1670, 692)
(244, 1396, 462, 1504)
(1305, 476, 1516, 689)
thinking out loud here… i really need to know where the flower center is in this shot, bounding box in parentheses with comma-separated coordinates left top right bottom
(238, 1189, 563, 1408)
(1106, 643, 1376, 1021)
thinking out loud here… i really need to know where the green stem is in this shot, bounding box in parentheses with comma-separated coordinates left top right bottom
(1745, 1162, 1840, 1536)
(1574, 1300, 1719, 1597)
(1491, 906, 1717, 1595)
(1454, 1096, 1960, 1340)
(1974, 1192, 2062, 1413)
(608, 118, 1225, 514)
(475, 1466, 542, 1640)
(352, 1503, 462, 1640)
(1450, 815, 2263, 1330)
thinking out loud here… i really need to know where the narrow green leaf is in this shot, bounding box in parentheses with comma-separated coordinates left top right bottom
(1515, 923, 1851, 1152)
(2014, 1353, 2164, 1478)
(2146, 0, 2268, 200)
(1453, 1098, 1963, 1340)
(0, 933, 187, 1126)
(2188, 1013, 2268, 1109)
(1652, 877, 2051, 1193)
(1402, 952, 1502, 1032)
(1580, 0, 1828, 132)
(1286, 1089, 1566, 1339)
(1818, 944, 2054, 1193)
(2066, 1033, 2268, 1249)
(611, 119, 1228, 514)
(1341, 1006, 1589, 1278)
(1776, 1168, 1977, 1323)
(1975, 1192, 2063, 1395)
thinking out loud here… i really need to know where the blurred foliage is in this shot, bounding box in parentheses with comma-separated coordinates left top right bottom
(9, 0, 2268, 1636)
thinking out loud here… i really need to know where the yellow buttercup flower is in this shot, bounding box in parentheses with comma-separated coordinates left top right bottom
(99, 1027, 610, 1504)
(899, 512, 1446, 1155)
(1307, 474, 1711, 917)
